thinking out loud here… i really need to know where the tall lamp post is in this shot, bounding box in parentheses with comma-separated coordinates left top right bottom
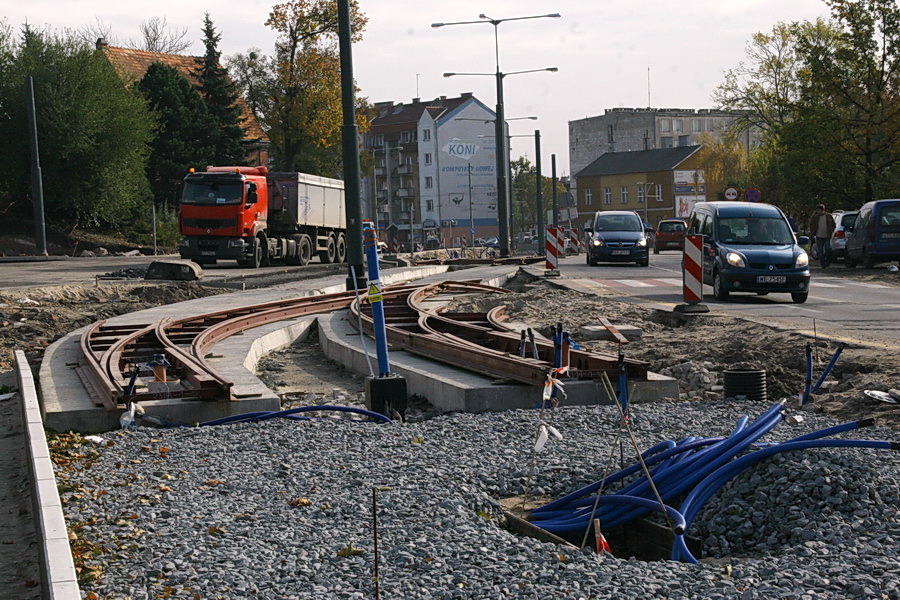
(433, 12, 560, 257)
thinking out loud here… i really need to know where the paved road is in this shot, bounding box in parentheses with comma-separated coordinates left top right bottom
(0, 254, 344, 290)
(560, 251, 900, 350)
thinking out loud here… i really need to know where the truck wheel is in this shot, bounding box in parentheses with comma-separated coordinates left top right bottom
(241, 237, 261, 268)
(336, 233, 347, 263)
(258, 233, 271, 267)
(297, 235, 312, 266)
(319, 234, 336, 264)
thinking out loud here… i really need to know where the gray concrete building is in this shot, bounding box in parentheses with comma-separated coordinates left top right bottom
(569, 107, 758, 181)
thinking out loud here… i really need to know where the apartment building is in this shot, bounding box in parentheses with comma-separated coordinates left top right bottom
(363, 93, 502, 247)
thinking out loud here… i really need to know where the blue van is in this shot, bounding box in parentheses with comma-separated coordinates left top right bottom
(687, 202, 811, 303)
(844, 199, 900, 268)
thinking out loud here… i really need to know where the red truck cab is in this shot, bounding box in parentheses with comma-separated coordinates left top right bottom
(179, 166, 269, 265)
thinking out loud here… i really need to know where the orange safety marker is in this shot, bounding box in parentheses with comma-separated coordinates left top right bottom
(593, 518, 612, 554)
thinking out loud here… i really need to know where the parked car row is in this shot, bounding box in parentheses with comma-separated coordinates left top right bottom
(843, 199, 900, 268)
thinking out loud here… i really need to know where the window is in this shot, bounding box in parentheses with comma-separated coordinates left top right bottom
(422, 128, 431, 141)
(401, 131, 410, 143)
(604, 187, 612, 204)
(585, 188, 593, 205)
(426, 199, 434, 211)
(701, 215, 713, 237)
(637, 186, 646, 204)
(674, 119, 683, 133)
(692, 119, 701, 133)
(655, 184, 663, 202)
(607, 124, 614, 143)
(660, 119, 671, 133)
(678, 135, 690, 146)
(621, 186, 629, 204)
(377, 158, 384, 168)
(425, 176, 433, 189)
(373, 134, 384, 147)
(660, 137, 673, 148)
(424, 153, 432, 165)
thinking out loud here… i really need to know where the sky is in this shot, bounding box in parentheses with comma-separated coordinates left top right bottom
(6, 0, 833, 176)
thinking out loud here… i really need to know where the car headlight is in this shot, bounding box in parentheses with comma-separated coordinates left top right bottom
(795, 252, 809, 268)
(637, 237, 647, 247)
(592, 239, 603, 247)
(726, 252, 745, 267)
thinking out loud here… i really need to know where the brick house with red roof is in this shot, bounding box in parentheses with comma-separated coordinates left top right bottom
(96, 38, 270, 166)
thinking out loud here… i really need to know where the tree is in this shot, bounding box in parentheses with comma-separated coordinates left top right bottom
(194, 13, 245, 165)
(713, 22, 807, 137)
(793, 0, 900, 205)
(133, 17, 191, 54)
(509, 155, 557, 233)
(138, 63, 217, 210)
(258, 0, 370, 174)
(0, 25, 154, 228)
(226, 48, 273, 122)
(694, 131, 750, 197)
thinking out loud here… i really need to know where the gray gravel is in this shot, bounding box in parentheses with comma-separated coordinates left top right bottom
(59, 399, 899, 599)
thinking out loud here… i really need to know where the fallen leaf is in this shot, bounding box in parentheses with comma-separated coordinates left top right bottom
(207, 526, 226, 536)
(159, 447, 171, 454)
(158, 485, 172, 493)
(203, 479, 225, 486)
(288, 497, 312, 507)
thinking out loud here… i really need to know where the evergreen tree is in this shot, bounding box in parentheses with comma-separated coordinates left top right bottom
(138, 63, 217, 210)
(0, 25, 153, 228)
(194, 13, 245, 165)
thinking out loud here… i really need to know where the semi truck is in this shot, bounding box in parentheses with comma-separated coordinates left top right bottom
(178, 166, 346, 268)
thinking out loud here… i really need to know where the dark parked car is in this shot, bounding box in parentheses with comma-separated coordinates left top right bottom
(687, 202, 811, 303)
(584, 211, 650, 266)
(653, 219, 687, 253)
(845, 199, 900, 268)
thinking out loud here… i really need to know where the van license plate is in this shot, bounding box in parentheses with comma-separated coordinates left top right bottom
(756, 275, 786, 283)
(201, 251, 216, 256)
(611, 250, 630, 256)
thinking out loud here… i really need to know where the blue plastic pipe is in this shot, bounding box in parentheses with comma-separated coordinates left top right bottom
(362, 224, 391, 377)
(672, 438, 897, 563)
(811, 342, 846, 394)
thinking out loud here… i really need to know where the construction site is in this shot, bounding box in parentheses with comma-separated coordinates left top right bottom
(1, 257, 898, 600)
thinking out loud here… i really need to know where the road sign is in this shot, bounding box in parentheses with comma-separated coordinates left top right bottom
(745, 187, 761, 203)
(724, 186, 740, 201)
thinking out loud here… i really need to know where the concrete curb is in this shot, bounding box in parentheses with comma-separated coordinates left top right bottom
(15, 350, 81, 600)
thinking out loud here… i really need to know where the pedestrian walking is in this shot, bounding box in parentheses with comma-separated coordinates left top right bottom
(808, 203, 836, 268)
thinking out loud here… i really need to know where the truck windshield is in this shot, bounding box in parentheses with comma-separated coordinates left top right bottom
(182, 182, 244, 205)
(718, 217, 794, 245)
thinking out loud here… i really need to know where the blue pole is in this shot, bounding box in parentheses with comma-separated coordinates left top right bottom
(363, 224, 391, 377)
(618, 349, 628, 416)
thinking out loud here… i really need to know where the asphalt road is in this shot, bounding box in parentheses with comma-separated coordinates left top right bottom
(0, 254, 345, 291)
(559, 251, 900, 350)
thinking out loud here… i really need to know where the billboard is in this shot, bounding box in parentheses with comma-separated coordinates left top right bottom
(439, 137, 497, 224)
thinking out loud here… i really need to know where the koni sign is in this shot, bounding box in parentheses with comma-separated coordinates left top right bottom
(442, 139, 480, 161)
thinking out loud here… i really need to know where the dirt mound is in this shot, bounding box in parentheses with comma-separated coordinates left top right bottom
(0, 283, 225, 371)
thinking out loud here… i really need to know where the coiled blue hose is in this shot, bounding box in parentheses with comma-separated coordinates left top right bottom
(672, 438, 897, 563)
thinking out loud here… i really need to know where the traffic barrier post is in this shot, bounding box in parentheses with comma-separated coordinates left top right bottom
(544, 226, 560, 277)
(674, 234, 709, 314)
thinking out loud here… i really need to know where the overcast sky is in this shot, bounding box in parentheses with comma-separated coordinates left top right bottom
(7, 0, 831, 175)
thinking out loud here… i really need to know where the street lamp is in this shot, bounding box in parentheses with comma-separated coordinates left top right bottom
(444, 70, 556, 257)
(434, 12, 561, 257)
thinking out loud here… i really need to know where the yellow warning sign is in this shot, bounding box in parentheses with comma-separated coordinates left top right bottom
(368, 282, 383, 303)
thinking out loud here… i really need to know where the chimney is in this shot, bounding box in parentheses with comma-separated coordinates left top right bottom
(412, 97, 421, 103)
(95, 38, 108, 50)
(460, 92, 473, 98)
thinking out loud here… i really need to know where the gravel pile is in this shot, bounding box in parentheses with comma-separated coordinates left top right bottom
(59, 400, 899, 600)
(659, 360, 720, 398)
(101, 267, 148, 279)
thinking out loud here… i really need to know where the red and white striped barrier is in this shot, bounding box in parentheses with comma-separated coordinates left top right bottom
(569, 228, 581, 254)
(682, 234, 703, 303)
(545, 226, 560, 271)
